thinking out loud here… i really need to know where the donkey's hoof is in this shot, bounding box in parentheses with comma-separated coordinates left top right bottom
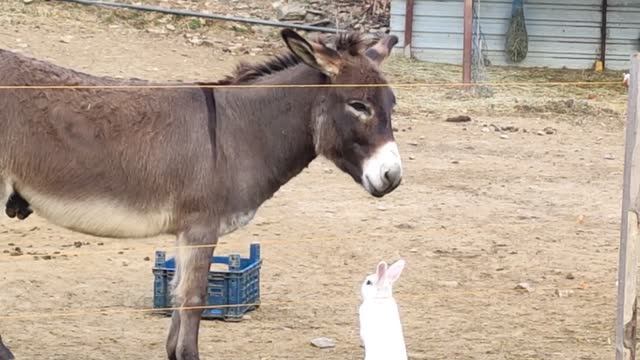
(5, 191, 32, 221)
(16, 208, 32, 220)
(5, 208, 17, 218)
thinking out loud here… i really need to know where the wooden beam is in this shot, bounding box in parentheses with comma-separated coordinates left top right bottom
(616, 53, 640, 360)
(462, 0, 473, 87)
(403, 0, 414, 58)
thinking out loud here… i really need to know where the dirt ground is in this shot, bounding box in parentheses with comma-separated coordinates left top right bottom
(0, 1, 633, 359)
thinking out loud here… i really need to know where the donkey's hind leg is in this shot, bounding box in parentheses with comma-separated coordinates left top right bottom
(5, 191, 32, 220)
(166, 225, 218, 360)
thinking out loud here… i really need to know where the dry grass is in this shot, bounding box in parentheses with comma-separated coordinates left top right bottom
(384, 56, 629, 129)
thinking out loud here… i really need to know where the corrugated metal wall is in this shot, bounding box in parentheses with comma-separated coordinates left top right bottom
(607, 0, 640, 70)
(390, 0, 640, 70)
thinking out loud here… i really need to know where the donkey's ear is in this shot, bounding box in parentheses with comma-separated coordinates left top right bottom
(281, 28, 342, 77)
(385, 259, 405, 284)
(365, 34, 399, 65)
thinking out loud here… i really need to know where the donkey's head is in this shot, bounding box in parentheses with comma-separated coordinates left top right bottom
(281, 29, 402, 198)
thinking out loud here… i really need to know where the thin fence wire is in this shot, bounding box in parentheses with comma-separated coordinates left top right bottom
(0, 281, 616, 321)
(0, 81, 625, 90)
(0, 229, 618, 321)
(0, 227, 615, 263)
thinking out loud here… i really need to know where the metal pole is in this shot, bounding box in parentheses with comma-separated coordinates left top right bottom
(403, 0, 414, 58)
(600, 0, 608, 68)
(462, 0, 473, 87)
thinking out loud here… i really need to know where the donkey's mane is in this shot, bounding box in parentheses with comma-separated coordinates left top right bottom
(220, 31, 370, 85)
(222, 52, 302, 85)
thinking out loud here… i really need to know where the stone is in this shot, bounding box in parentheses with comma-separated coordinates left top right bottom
(188, 37, 204, 46)
(554, 289, 574, 298)
(277, 3, 307, 21)
(445, 115, 471, 123)
(10, 248, 23, 256)
(146, 28, 167, 35)
(310, 337, 336, 349)
(515, 282, 533, 293)
(565, 273, 575, 280)
(437, 280, 460, 288)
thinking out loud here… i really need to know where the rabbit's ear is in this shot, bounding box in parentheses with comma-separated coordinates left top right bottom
(376, 261, 388, 281)
(385, 259, 405, 284)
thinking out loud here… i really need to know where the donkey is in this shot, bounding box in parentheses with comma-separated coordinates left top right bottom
(0, 29, 402, 359)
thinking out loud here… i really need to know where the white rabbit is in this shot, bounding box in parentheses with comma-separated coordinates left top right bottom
(359, 259, 407, 360)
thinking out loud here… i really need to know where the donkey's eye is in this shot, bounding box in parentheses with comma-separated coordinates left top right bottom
(366, 280, 373, 285)
(350, 101, 368, 112)
(347, 101, 373, 123)
(348, 101, 372, 116)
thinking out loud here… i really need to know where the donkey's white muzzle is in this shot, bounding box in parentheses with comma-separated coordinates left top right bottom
(362, 142, 403, 197)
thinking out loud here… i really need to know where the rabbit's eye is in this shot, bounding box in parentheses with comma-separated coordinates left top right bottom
(366, 280, 372, 285)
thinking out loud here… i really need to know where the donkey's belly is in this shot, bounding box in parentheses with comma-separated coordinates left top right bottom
(17, 185, 175, 238)
(219, 210, 256, 236)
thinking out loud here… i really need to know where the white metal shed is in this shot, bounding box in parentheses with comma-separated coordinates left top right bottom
(390, 0, 640, 71)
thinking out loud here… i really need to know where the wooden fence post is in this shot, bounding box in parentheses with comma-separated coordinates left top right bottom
(616, 53, 640, 360)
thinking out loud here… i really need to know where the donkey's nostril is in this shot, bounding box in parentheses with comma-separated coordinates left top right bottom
(383, 163, 402, 186)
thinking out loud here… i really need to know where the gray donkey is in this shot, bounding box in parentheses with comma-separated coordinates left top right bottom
(0, 29, 402, 359)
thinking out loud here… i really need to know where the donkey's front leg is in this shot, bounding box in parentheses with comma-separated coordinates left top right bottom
(166, 225, 218, 360)
(166, 300, 182, 360)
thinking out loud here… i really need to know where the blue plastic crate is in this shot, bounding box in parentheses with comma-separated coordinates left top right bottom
(152, 242, 262, 321)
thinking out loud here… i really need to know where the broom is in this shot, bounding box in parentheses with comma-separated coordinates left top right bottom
(505, 0, 528, 63)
